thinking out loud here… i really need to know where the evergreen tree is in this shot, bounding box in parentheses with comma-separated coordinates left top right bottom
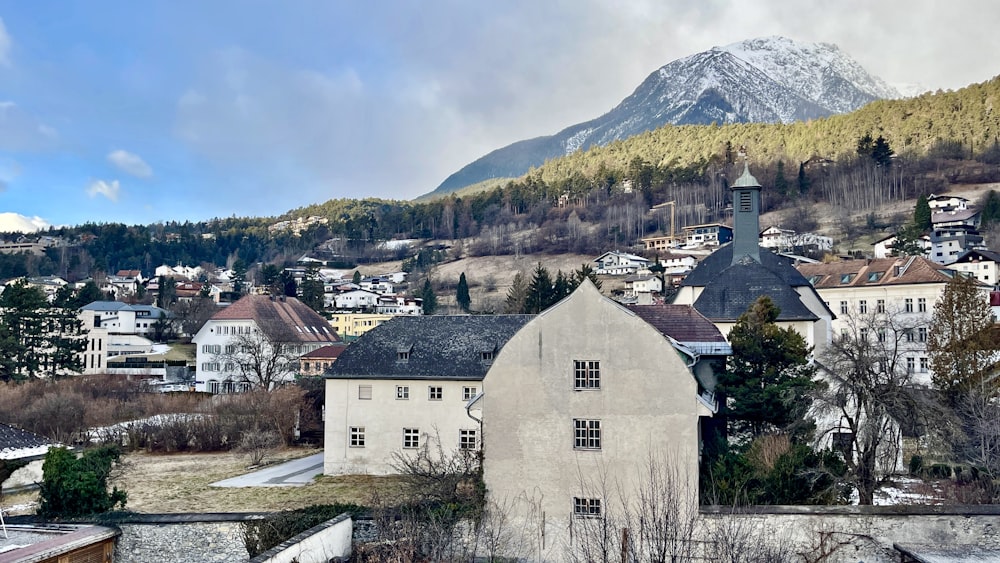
(979, 190, 1000, 227)
(73, 281, 104, 308)
(456, 272, 471, 312)
(797, 162, 811, 195)
(891, 223, 926, 256)
(774, 160, 789, 196)
(928, 274, 996, 396)
(0, 281, 85, 381)
(524, 262, 556, 314)
(504, 272, 527, 314)
(856, 132, 875, 159)
(231, 259, 248, 294)
(352, 270, 362, 284)
(38, 445, 127, 518)
(552, 270, 572, 302)
(914, 195, 932, 230)
(872, 135, 894, 167)
(718, 296, 817, 441)
(420, 279, 437, 315)
(572, 263, 602, 290)
(156, 276, 177, 308)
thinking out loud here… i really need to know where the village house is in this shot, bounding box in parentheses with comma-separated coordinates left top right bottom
(483, 281, 728, 559)
(927, 193, 969, 212)
(951, 249, 1000, 286)
(929, 224, 984, 265)
(332, 289, 381, 311)
(681, 223, 733, 248)
(873, 233, 932, 259)
(327, 312, 394, 340)
(673, 165, 834, 353)
(299, 344, 347, 376)
(78, 301, 172, 375)
(323, 314, 534, 475)
(593, 250, 650, 275)
(192, 295, 340, 393)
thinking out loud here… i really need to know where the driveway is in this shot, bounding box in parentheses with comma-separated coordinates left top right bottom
(210, 452, 324, 487)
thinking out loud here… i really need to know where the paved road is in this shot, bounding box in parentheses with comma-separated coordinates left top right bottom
(210, 452, 324, 487)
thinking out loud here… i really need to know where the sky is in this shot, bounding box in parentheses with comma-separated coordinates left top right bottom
(0, 1, 998, 232)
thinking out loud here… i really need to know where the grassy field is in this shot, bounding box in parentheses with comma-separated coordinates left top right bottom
(5, 448, 409, 515)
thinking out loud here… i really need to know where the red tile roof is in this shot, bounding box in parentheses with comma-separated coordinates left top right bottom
(795, 256, 954, 288)
(211, 295, 341, 344)
(301, 344, 347, 359)
(627, 304, 727, 343)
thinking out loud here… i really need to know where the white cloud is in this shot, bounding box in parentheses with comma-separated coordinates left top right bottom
(86, 179, 121, 202)
(0, 17, 10, 67)
(0, 212, 50, 233)
(107, 149, 152, 178)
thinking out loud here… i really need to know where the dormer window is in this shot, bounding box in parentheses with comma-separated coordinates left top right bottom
(481, 350, 494, 362)
(867, 272, 883, 282)
(840, 273, 855, 284)
(396, 343, 413, 362)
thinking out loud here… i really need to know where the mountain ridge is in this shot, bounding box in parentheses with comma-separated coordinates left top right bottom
(424, 36, 900, 199)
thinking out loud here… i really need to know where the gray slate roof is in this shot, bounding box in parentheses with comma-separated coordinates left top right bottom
(690, 255, 819, 322)
(328, 315, 534, 380)
(680, 244, 811, 288)
(0, 422, 57, 460)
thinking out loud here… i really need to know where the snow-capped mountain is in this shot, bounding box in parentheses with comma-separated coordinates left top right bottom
(425, 36, 900, 198)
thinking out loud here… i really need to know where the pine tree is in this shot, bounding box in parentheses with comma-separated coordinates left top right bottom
(797, 162, 811, 195)
(524, 263, 555, 314)
(872, 135, 894, 167)
(979, 190, 1000, 227)
(456, 272, 471, 312)
(718, 296, 817, 440)
(420, 279, 437, 315)
(914, 195, 932, 230)
(774, 160, 789, 196)
(572, 264, 602, 290)
(504, 272, 527, 314)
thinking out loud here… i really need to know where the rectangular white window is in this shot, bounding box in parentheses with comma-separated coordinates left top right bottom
(462, 386, 477, 401)
(876, 299, 885, 314)
(905, 298, 914, 313)
(918, 327, 927, 342)
(574, 360, 601, 390)
(350, 427, 365, 447)
(859, 300, 868, 314)
(429, 386, 443, 400)
(573, 497, 602, 518)
(906, 357, 915, 373)
(919, 357, 929, 373)
(839, 301, 848, 315)
(918, 298, 927, 313)
(359, 385, 372, 400)
(574, 419, 601, 450)
(403, 428, 420, 449)
(459, 429, 478, 450)
(396, 385, 409, 400)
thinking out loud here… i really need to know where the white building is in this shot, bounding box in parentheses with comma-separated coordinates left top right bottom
(192, 295, 340, 393)
(951, 249, 1000, 286)
(324, 314, 534, 475)
(593, 251, 649, 275)
(333, 289, 381, 310)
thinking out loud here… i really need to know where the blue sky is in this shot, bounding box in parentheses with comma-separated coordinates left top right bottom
(1, 0, 998, 231)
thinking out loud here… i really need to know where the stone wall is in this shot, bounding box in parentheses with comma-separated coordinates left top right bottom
(111, 513, 261, 563)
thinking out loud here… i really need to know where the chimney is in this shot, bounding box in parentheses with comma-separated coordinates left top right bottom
(730, 162, 762, 265)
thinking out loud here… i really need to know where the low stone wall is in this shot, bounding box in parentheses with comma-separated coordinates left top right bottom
(110, 513, 263, 563)
(696, 505, 1000, 562)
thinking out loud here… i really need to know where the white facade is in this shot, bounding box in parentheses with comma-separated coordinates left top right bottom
(951, 251, 1000, 286)
(325, 379, 481, 475)
(333, 289, 381, 310)
(593, 251, 649, 275)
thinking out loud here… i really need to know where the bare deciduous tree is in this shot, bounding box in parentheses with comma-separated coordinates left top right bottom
(213, 331, 300, 391)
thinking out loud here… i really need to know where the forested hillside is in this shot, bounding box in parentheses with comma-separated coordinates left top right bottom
(4, 76, 1000, 282)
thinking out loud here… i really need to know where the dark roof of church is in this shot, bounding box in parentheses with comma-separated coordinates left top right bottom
(680, 244, 811, 289)
(327, 315, 534, 380)
(690, 256, 820, 322)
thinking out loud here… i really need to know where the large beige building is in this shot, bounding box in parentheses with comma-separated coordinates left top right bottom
(795, 256, 974, 386)
(483, 281, 726, 560)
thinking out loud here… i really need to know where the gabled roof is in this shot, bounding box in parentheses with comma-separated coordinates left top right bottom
(595, 250, 649, 262)
(0, 422, 58, 460)
(301, 344, 347, 360)
(328, 315, 534, 380)
(931, 208, 980, 223)
(210, 294, 340, 344)
(795, 256, 956, 288)
(680, 244, 811, 289)
(627, 304, 727, 344)
(954, 249, 1000, 264)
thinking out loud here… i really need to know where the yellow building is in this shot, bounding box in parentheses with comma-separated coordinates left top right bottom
(327, 312, 394, 339)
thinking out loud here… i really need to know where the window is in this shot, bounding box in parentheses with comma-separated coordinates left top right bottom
(574, 419, 601, 450)
(918, 298, 927, 313)
(859, 327, 869, 341)
(905, 329, 915, 343)
(905, 298, 914, 313)
(350, 427, 365, 447)
(919, 357, 929, 373)
(859, 300, 868, 314)
(462, 386, 478, 401)
(573, 497, 602, 518)
(397, 351, 410, 361)
(918, 327, 927, 343)
(201, 362, 220, 371)
(876, 299, 885, 314)
(868, 271, 883, 282)
(574, 360, 601, 390)
(359, 385, 372, 400)
(877, 328, 886, 343)
(459, 429, 478, 450)
(302, 362, 310, 371)
(481, 351, 494, 361)
(403, 428, 420, 449)
(906, 357, 915, 374)
(840, 273, 854, 284)
(225, 345, 236, 354)
(428, 386, 443, 400)
(839, 301, 848, 315)
(396, 385, 410, 400)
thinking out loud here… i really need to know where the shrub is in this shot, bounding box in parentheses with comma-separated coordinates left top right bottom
(37, 445, 127, 518)
(928, 463, 953, 479)
(241, 504, 365, 558)
(908, 454, 924, 476)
